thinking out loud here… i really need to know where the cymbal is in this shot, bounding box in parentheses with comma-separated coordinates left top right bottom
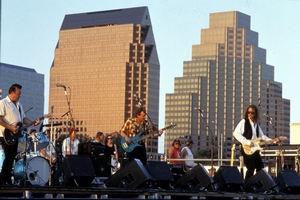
(43, 123, 62, 127)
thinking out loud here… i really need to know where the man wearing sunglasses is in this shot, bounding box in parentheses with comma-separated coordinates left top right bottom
(233, 104, 279, 180)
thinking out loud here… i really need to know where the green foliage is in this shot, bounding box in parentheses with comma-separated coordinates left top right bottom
(194, 147, 218, 159)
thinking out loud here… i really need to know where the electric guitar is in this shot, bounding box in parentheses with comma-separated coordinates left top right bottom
(3, 114, 52, 145)
(242, 136, 288, 155)
(121, 123, 177, 153)
(230, 144, 236, 166)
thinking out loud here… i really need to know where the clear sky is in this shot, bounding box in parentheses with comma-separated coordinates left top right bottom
(1, 0, 300, 153)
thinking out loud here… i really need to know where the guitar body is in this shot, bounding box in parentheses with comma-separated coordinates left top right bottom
(3, 114, 52, 146)
(120, 123, 177, 153)
(242, 138, 263, 155)
(121, 131, 144, 153)
(3, 122, 23, 146)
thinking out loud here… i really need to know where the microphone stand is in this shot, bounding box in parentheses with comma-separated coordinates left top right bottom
(267, 117, 282, 175)
(60, 86, 74, 129)
(199, 110, 215, 176)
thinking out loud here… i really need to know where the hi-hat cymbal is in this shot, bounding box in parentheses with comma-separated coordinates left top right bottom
(43, 123, 62, 127)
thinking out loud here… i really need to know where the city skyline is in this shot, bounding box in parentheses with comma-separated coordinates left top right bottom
(1, 1, 300, 152)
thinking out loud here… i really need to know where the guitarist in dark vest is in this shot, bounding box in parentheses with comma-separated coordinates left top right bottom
(0, 84, 40, 185)
(119, 107, 164, 166)
(233, 104, 279, 181)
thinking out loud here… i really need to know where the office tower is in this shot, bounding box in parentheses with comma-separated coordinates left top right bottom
(49, 7, 161, 157)
(164, 11, 290, 160)
(0, 62, 44, 121)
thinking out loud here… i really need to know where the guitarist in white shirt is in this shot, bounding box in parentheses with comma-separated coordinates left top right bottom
(233, 105, 279, 181)
(0, 84, 40, 185)
(119, 107, 163, 165)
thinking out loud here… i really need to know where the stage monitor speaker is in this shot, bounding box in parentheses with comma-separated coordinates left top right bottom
(173, 164, 217, 191)
(104, 159, 152, 188)
(276, 170, 300, 194)
(52, 155, 96, 186)
(90, 156, 112, 177)
(243, 169, 278, 193)
(214, 166, 244, 192)
(146, 161, 173, 189)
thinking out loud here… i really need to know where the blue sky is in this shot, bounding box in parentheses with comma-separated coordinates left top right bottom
(1, 1, 300, 152)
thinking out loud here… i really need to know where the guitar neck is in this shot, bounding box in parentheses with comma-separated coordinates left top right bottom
(135, 125, 176, 142)
(259, 137, 286, 146)
(21, 116, 45, 131)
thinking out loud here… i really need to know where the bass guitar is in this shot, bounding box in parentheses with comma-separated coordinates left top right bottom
(121, 123, 177, 153)
(3, 114, 52, 145)
(242, 136, 287, 155)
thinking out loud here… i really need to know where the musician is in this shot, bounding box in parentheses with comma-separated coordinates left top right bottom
(93, 131, 104, 145)
(168, 138, 182, 165)
(27, 129, 38, 152)
(181, 139, 195, 172)
(0, 84, 40, 185)
(233, 104, 279, 180)
(40, 129, 57, 164)
(119, 107, 164, 165)
(62, 127, 80, 157)
(104, 134, 119, 169)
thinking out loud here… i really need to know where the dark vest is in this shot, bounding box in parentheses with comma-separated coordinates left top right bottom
(242, 118, 259, 139)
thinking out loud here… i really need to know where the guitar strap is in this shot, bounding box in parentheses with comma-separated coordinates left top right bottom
(18, 105, 22, 122)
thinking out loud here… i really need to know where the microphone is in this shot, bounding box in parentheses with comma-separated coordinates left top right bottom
(263, 113, 273, 125)
(133, 94, 143, 103)
(29, 170, 38, 180)
(56, 83, 69, 88)
(263, 113, 272, 121)
(194, 107, 205, 113)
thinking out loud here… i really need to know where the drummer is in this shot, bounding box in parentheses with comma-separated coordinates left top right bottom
(39, 129, 57, 164)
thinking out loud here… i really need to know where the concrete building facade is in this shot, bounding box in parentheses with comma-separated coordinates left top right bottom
(164, 11, 290, 160)
(49, 7, 161, 159)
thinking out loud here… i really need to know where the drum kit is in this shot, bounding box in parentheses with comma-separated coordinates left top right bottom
(0, 122, 62, 186)
(13, 130, 51, 186)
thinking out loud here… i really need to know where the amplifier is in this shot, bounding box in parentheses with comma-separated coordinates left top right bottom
(78, 142, 105, 156)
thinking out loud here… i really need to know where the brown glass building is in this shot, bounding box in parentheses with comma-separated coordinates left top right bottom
(164, 11, 290, 161)
(49, 7, 161, 158)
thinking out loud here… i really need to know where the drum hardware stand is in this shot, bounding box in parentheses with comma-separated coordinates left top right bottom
(49, 105, 54, 186)
(22, 131, 30, 186)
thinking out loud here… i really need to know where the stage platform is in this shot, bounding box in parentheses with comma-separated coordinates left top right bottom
(0, 185, 300, 199)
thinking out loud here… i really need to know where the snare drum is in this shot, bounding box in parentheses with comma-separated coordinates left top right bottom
(14, 156, 50, 186)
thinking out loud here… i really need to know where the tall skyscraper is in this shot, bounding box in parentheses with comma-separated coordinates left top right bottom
(164, 11, 290, 159)
(0, 62, 44, 121)
(49, 7, 161, 158)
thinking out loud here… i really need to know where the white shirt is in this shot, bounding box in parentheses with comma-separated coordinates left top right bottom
(233, 118, 271, 146)
(0, 96, 25, 137)
(181, 146, 194, 167)
(62, 137, 80, 157)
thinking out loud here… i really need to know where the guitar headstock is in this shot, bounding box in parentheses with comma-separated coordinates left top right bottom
(278, 136, 288, 141)
(164, 123, 177, 130)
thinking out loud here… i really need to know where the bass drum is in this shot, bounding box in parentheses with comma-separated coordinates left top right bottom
(14, 156, 50, 186)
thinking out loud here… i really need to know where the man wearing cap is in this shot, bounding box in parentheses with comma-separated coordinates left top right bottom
(168, 139, 182, 165)
(62, 127, 80, 157)
(181, 139, 195, 172)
